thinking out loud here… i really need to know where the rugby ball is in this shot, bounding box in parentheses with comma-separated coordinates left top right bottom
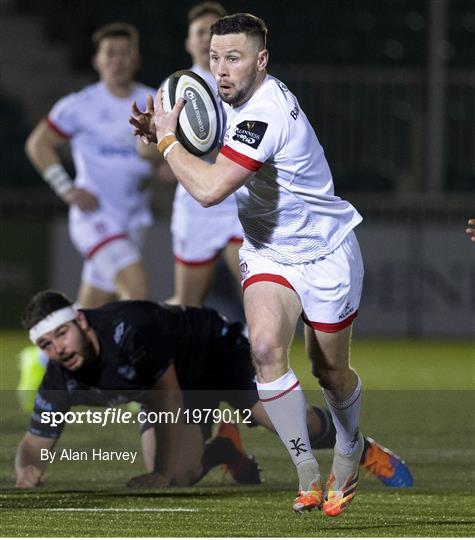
(162, 70, 220, 157)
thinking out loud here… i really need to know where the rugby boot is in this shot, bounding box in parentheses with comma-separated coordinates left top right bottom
(322, 433, 364, 517)
(216, 421, 262, 484)
(360, 436, 413, 487)
(293, 480, 323, 513)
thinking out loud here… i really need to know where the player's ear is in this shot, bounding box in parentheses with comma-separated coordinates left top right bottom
(76, 311, 89, 331)
(185, 37, 191, 56)
(256, 49, 268, 72)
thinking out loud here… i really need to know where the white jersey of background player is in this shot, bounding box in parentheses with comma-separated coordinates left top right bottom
(171, 62, 242, 267)
(25, 22, 154, 309)
(167, 2, 244, 306)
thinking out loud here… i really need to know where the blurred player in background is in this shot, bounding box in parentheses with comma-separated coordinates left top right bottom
(131, 13, 370, 517)
(15, 291, 412, 490)
(139, 2, 244, 307)
(25, 22, 155, 309)
(20, 23, 157, 410)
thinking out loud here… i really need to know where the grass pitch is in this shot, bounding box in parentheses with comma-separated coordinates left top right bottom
(0, 330, 474, 537)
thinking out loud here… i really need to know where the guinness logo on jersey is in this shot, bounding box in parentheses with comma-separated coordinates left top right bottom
(232, 120, 268, 149)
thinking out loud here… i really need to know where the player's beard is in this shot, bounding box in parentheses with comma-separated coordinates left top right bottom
(60, 330, 96, 371)
(80, 338, 97, 367)
(219, 76, 256, 107)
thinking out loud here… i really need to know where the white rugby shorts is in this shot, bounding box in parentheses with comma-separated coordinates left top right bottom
(69, 209, 145, 291)
(240, 230, 364, 332)
(171, 203, 243, 265)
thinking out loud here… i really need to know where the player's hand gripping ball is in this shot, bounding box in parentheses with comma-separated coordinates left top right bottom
(162, 70, 221, 156)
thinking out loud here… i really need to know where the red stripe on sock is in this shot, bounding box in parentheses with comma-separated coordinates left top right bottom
(260, 380, 300, 402)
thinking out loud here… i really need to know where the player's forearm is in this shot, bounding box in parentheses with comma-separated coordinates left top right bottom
(166, 145, 231, 207)
(25, 132, 61, 175)
(136, 139, 163, 164)
(25, 121, 75, 199)
(153, 390, 184, 478)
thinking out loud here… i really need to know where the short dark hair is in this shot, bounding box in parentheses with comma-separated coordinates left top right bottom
(92, 22, 139, 52)
(187, 2, 227, 25)
(210, 13, 267, 49)
(21, 290, 73, 331)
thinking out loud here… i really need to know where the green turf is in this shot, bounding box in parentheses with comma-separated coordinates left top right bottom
(1, 330, 474, 537)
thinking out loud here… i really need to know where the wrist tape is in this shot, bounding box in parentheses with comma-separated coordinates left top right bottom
(157, 132, 178, 156)
(43, 164, 74, 198)
(163, 141, 180, 160)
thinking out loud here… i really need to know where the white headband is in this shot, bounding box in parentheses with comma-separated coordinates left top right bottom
(29, 306, 77, 343)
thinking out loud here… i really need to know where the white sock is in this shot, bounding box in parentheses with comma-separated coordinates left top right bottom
(257, 369, 320, 488)
(322, 375, 362, 456)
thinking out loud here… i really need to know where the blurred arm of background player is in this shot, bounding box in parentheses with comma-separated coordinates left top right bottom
(137, 137, 221, 186)
(466, 218, 475, 242)
(15, 432, 53, 488)
(136, 137, 177, 184)
(25, 119, 99, 211)
(126, 363, 184, 488)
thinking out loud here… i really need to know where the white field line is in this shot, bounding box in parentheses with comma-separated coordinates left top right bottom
(399, 448, 474, 458)
(46, 508, 198, 513)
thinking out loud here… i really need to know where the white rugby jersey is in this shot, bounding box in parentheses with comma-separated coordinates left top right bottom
(48, 82, 154, 230)
(173, 64, 240, 218)
(220, 75, 362, 265)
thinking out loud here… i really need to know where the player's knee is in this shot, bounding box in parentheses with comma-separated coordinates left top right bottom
(250, 333, 283, 368)
(312, 364, 353, 393)
(312, 364, 339, 388)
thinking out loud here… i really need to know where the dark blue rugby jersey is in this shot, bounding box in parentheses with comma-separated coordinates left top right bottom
(29, 300, 229, 438)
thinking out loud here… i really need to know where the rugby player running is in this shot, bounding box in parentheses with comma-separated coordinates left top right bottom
(131, 12, 407, 516)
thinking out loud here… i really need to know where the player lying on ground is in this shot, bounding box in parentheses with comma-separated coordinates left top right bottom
(15, 290, 412, 489)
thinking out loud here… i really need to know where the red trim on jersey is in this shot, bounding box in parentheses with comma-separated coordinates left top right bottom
(220, 145, 262, 171)
(228, 236, 243, 244)
(46, 117, 71, 139)
(260, 380, 300, 402)
(86, 234, 128, 259)
(174, 252, 220, 267)
(302, 310, 358, 333)
(242, 273, 295, 292)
